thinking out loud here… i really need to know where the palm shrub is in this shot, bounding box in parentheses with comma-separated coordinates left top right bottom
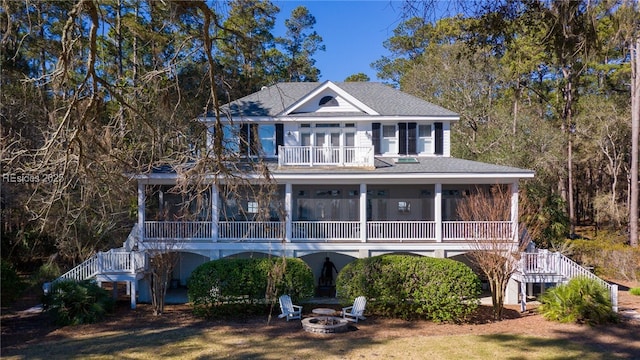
(336, 254, 481, 322)
(43, 280, 115, 326)
(538, 276, 617, 325)
(188, 257, 314, 318)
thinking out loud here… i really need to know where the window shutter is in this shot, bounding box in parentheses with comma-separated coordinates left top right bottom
(372, 122, 381, 155)
(275, 124, 284, 155)
(408, 122, 417, 155)
(398, 123, 407, 155)
(434, 122, 443, 155)
(239, 124, 249, 156)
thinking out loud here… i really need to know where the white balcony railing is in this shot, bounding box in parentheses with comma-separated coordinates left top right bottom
(219, 221, 284, 241)
(442, 221, 513, 240)
(292, 221, 361, 241)
(367, 221, 436, 241)
(143, 220, 513, 242)
(278, 146, 374, 167)
(145, 221, 212, 240)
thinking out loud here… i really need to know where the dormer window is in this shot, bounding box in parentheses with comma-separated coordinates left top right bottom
(319, 96, 338, 107)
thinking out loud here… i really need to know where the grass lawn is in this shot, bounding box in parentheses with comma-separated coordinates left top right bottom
(3, 281, 639, 360)
(2, 303, 639, 360)
(1, 325, 633, 360)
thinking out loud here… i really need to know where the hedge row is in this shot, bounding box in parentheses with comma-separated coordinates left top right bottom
(571, 236, 640, 281)
(187, 257, 314, 318)
(336, 255, 481, 322)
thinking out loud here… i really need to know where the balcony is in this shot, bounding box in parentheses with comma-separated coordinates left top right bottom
(278, 145, 374, 167)
(142, 220, 514, 243)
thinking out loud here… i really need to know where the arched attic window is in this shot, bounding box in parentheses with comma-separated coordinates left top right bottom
(319, 95, 339, 107)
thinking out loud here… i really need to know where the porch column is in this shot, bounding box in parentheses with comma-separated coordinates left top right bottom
(360, 183, 367, 242)
(434, 183, 442, 242)
(520, 280, 527, 312)
(285, 183, 292, 242)
(211, 185, 219, 241)
(511, 181, 519, 242)
(130, 280, 137, 309)
(137, 181, 145, 241)
(112, 281, 119, 300)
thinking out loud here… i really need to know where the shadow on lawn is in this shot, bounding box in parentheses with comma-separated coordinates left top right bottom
(3, 300, 639, 359)
(482, 330, 640, 359)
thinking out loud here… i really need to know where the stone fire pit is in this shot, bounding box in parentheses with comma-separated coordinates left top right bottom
(301, 316, 349, 334)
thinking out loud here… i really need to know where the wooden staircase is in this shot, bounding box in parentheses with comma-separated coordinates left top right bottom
(515, 249, 618, 312)
(44, 225, 147, 309)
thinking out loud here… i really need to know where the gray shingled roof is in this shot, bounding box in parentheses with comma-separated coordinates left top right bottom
(221, 82, 458, 118)
(269, 157, 534, 176)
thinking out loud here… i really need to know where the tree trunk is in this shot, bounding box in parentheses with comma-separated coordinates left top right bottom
(630, 36, 639, 247)
(562, 67, 577, 236)
(488, 272, 510, 321)
(151, 271, 168, 316)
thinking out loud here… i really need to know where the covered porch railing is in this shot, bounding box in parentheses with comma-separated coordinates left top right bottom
(219, 221, 284, 240)
(145, 221, 212, 240)
(443, 221, 513, 240)
(292, 221, 361, 241)
(278, 145, 374, 167)
(143, 220, 514, 242)
(367, 221, 436, 241)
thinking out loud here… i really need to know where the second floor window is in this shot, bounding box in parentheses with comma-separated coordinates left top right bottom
(299, 123, 355, 148)
(209, 123, 282, 157)
(418, 124, 433, 154)
(373, 122, 441, 156)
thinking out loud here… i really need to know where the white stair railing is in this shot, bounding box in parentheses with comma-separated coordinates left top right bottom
(520, 250, 618, 312)
(55, 254, 100, 283)
(45, 249, 146, 293)
(554, 252, 618, 312)
(123, 223, 140, 251)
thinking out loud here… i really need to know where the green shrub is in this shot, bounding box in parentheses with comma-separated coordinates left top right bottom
(43, 280, 115, 326)
(32, 261, 62, 285)
(1, 260, 24, 305)
(629, 287, 640, 296)
(187, 257, 314, 318)
(538, 277, 617, 325)
(336, 255, 481, 322)
(571, 233, 640, 281)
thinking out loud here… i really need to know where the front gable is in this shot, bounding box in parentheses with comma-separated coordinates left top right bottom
(281, 81, 380, 116)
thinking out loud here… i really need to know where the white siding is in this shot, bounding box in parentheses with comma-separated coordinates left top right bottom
(356, 123, 372, 148)
(283, 124, 299, 146)
(294, 91, 364, 114)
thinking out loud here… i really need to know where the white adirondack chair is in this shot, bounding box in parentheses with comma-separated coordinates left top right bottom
(278, 294, 302, 321)
(342, 296, 367, 323)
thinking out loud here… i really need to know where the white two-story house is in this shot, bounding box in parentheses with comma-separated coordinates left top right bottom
(131, 81, 533, 301)
(53, 81, 617, 311)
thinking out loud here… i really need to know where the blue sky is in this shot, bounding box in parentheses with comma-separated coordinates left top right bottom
(273, 1, 404, 82)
